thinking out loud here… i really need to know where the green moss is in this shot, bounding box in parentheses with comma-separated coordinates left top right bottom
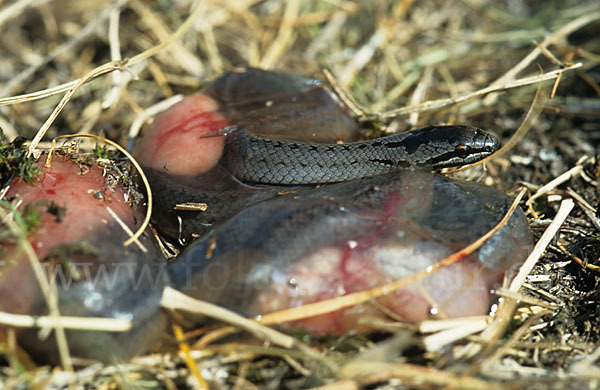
(0, 137, 42, 187)
(0, 200, 67, 249)
(0, 201, 43, 250)
(93, 144, 114, 160)
(17, 201, 67, 235)
(20, 203, 44, 234)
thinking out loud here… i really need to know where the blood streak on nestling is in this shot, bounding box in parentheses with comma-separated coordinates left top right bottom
(137, 94, 229, 176)
(337, 174, 440, 305)
(155, 111, 229, 149)
(338, 191, 406, 295)
(5, 156, 137, 259)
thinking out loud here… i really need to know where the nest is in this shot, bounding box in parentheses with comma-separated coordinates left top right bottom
(1, 0, 600, 388)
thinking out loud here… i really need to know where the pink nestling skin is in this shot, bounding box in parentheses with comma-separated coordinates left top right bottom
(5, 156, 139, 258)
(255, 244, 493, 336)
(136, 94, 228, 176)
(0, 156, 143, 315)
(0, 156, 170, 363)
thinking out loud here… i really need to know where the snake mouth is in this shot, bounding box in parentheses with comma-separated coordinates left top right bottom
(428, 152, 489, 169)
(482, 132, 500, 154)
(428, 133, 499, 169)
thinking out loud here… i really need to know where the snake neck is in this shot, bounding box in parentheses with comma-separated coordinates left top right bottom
(222, 126, 498, 185)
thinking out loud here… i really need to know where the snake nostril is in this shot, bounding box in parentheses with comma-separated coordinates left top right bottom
(487, 135, 499, 152)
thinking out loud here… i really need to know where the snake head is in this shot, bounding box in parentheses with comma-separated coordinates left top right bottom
(404, 125, 499, 169)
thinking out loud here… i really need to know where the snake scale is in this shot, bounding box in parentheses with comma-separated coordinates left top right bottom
(222, 124, 499, 184)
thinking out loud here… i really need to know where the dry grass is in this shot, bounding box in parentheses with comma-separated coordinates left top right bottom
(1, 0, 600, 388)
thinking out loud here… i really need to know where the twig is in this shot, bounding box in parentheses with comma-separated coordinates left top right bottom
(0, 0, 129, 97)
(420, 316, 491, 333)
(128, 0, 204, 76)
(0, 311, 131, 332)
(566, 187, 596, 212)
(0, 80, 79, 107)
(339, 25, 389, 87)
(105, 206, 147, 252)
(482, 11, 600, 105)
(101, 7, 126, 109)
(305, 10, 348, 60)
(0, 114, 18, 140)
(0, 0, 203, 121)
(307, 380, 359, 390)
(532, 40, 564, 67)
(259, 0, 300, 69)
(200, 24, 224, 74)
(0, 0, 50, 27)
(557, 242, 600, 273)
(408, 65, 433, 126)
(339, 361, 499, 390)
(160, 287, 338, 373)
(0, 205, 73, 371)
(45, 134, 153, 247)
(479, 308, 551, 373)
(127, 94, 184, 151)
(27, 61, 126, 156)
(495, 288, 560, 309)
(445, 74, 551, 174)
(465, 199, 575, 363)
(197, 188, 524, 342)
(174, 202, 208, 212)
(323, 68, 370, 118)
(359, 63, 581, 122)
(127, 1, 205, 68)
(489, 11, 600, 87)
(172, 323, 209, 389)
(515, 199, 574, 290)
(526, 164, 585, 209)
(422, 317, 489, 351)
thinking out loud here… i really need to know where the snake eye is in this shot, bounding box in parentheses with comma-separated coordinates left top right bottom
(455, 144, 469, 158)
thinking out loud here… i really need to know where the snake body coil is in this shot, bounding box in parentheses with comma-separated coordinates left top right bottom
(223, 125, 499, 184)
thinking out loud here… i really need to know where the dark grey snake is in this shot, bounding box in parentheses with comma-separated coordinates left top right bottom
(222, 125, 499, 184)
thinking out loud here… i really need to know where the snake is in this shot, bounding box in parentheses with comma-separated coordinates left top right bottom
(222, 125, 499, 184)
